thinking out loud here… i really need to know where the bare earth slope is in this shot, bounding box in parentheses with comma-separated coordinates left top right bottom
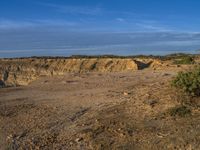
(0, 58, 140, 87)
(0, 58, 200, 149)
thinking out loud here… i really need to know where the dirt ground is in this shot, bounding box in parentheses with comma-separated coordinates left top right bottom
(0, 67, 200, 149)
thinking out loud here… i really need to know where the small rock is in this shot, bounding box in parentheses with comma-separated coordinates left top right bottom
(118, 128, 122, 131)
(123, 92, 130, 96)
(163, 73, 170, 76)
(114, 110, 119, 113)
(16, 131, 27, 139)
(119, 132, 126, 137)
(144, 99, 158, 107)
(7, 134, 13, 140)
(75, 137, 83, 142)
(43, 80, 49, 83)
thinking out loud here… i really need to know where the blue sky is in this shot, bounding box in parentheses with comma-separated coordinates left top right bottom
(1, 0, 200, 57)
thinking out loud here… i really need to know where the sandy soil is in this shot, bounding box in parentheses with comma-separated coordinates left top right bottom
(0, 67, 200, 149)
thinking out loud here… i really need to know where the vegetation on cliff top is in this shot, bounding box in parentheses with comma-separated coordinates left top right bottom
(173, 55, 195, 64)
(0, 53, 197, 60)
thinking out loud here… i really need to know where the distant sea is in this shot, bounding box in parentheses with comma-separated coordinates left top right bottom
(0, 31, 200, 58)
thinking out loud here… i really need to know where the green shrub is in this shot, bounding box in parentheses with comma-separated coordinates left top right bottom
(168, 105, 191, 117)
(172, 67, 200, 96)
(173, 56, 194, 64)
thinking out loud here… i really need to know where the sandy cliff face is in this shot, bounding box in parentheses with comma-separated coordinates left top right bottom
(0, 58, 139, 87)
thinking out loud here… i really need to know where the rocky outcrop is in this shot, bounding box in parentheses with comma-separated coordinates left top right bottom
(0, 58, 139, 87)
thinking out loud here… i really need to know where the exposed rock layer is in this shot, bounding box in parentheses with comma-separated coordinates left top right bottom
(0, 58, 166, 87)
(0, 58, 140, 86)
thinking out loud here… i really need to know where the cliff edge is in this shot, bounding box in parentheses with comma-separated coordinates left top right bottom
(0, 58, 143, 87)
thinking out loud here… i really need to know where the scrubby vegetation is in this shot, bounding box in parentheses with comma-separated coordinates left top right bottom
(168, 105, 191, 117)
(172, 67, 200, 96)
(1, 53, 197, 62)
(173, 55, 195, 64)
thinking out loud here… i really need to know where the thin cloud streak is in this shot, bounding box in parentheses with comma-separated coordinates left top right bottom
(0, 19, 171, 32)
(37, 2, 173, 32)
(0, 2, 174, 32)
(135, 22, 172, 32)
(0, 50, 38, 53)
(150, 40, 200, 46)
(0, 19, 79, 29)
(0, 20, 36, 29)
(40, 2, 102, 15)
(116, 18, 125, 22)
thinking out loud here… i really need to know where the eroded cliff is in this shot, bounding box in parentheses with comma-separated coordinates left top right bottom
(0, 58, 146, 87)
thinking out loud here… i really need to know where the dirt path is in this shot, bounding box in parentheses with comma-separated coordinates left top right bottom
(0, 68, 200, 149)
